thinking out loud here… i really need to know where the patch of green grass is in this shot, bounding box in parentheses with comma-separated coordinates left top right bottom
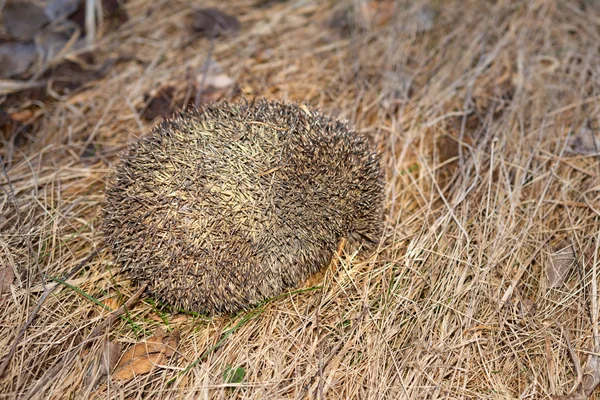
(167, 306, 264, 385)
(47, 274, 145, 334)
(223, 365, 246, 384)
(169, 285, 324, 384)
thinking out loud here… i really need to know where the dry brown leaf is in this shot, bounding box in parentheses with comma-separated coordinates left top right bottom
(359, 0, 395, 28)
(95, 296, 123, 315)
(112, 329, 180, 381)
(554, 354, 600, 399)
(0, 43, 37, 79)
(83, 340, 122, 390)
(195, 63, 235, 104)
(581, 354, 600, 398)
(2, 2, 49, 41)
(149, 314, 164, 322)
(191, 8, 240, 38)
(45, 0, 81, 22)
(169, 315, 190, 324)
(150, 313, 189, 324)
(112, 352, 164, 381)
(9, 110, 35, 123)
(567, 120, 600, 156)
(0, 266, 14, 296)
(140, 86, 176, 121)
(101, 341, 122, 375)
(519, 298, 537, 317)
(548, 241, 575, 288)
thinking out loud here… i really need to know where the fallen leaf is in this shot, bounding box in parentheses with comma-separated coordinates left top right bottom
(255, 0, 290, 7)
(191, 8, 240, 38)
(101, 341, 122, 375)
(195, 61, 236, 104)
(149, 313, 189, 324)
(415, 6, 437, 33)
(0, 43, 38, 78)
(45, 0, 82, 22)
(8, 110, 34, 122)
(36, 30, 86, 64)
(149, 314, 165, 322)
(567, 120, 600, 156)
(518, 298, 537, 317)
(1, 53, 114, 109)
(83, 340, 122, 389)
(170, 315, 190, 324)
(581, 354, 600, 398)
(555, 353, 600, 399)
(0, 266, 14, 295)
(358, 0, 395, 28)
(328, 8, 353, 33)
(112, 329, 180, 381)
(548, 241, 574, 288)
(96, 296, 123, 314)
(2, 2, 49, 41)
(140, 86, 176, 121)
(69, 0, 129, 32)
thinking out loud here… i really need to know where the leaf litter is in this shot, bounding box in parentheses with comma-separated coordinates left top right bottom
(3, 0, 600, 399)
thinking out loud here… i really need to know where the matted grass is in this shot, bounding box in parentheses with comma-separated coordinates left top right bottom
(1, 0, 600, 398)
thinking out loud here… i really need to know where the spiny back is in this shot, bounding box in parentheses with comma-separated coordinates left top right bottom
(102, 99, 384, 314)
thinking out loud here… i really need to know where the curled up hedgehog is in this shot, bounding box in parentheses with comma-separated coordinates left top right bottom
(102, 99, 384, 314)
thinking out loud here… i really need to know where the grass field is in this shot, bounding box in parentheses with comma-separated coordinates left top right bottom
(2, 0, 600, 398)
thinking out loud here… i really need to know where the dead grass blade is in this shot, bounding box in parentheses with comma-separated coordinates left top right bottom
(0, 250, 96, 378)
(23, 284, 147, 399)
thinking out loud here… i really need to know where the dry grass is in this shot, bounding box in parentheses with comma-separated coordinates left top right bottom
(1, 0, 600, 398)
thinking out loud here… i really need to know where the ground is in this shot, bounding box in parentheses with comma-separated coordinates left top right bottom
(1, 0, 600, 398)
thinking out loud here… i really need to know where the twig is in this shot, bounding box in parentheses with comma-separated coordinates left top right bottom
(0, 250, 97, 378)
(561, 323, 583, 394)
(86, 284, 147, 342)
(85, 0, 97, 46)
(194, 36, 216, 108)
(296, 240, 352, 400)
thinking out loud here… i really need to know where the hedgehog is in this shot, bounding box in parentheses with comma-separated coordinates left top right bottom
(102, 99, 384, 314)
